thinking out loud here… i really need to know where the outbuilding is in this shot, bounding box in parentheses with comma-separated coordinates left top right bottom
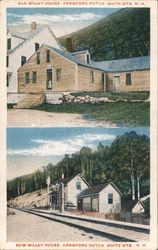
(77, 182, 122, 214)
(94, 56, 150, 92)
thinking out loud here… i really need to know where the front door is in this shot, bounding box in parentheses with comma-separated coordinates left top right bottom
(113, 76, 120, 91)
(91, 198, 99, 212)
(46, 68, 53, 90)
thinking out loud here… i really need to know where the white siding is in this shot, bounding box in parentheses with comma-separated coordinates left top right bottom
(132, 202, 145, 214)
(7, 26, 62, 93)
(7, 32, 25, 49)
(99, 184, 121, 214)
(66, 176, 88, 206)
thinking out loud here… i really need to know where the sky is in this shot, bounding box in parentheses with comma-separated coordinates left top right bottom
(7, 127, 149, 180)
(7, 8, 119, 37)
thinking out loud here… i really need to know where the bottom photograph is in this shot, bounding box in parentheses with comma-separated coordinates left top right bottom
(7, 127, 150, 242)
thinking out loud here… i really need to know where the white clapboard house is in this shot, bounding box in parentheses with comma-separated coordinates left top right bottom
(77, 182, 122, 214)
(7, 22, 64, 98)
(48, 174, 89, 208)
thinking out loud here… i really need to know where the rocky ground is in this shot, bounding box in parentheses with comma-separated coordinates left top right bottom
(8, 188, 48, 208)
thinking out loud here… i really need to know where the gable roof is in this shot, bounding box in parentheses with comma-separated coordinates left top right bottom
(92, 56, 150, 72)
(7, 25, 64, 54)
(71, 50, 89, 55)
(53, 174, 90, 187)
(45, 45, 104, 71)
(121, 199, 141, 211)
(78, 181, 122, 198)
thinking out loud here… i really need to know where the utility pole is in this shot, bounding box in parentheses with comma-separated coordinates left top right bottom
(60, 173, 64, 213)
(60, 182, 64, 213)
(46, 176, 51, 206)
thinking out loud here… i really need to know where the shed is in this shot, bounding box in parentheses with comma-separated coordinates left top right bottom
(77, 182, 122, 214)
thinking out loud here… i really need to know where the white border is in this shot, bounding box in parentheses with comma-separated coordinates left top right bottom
(0, 0, 157, 249)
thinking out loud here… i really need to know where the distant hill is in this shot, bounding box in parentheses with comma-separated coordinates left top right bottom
(59, 8, 150, 61)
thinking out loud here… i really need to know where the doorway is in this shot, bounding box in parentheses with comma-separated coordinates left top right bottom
(113, 75, 120, 91)
(46, 68, 53, 90)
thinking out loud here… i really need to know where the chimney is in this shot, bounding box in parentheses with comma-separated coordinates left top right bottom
(66, 37, 72, 52)
(31, 22, 36, 30)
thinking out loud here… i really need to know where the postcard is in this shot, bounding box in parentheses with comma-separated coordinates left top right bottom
(0, 0, 157, 249)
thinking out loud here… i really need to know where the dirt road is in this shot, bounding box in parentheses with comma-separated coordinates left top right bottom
(7, 109, 115, 127)
(7, 208, 110, 242)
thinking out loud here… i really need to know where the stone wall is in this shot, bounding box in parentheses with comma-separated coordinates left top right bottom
(7, 93, 26, 104)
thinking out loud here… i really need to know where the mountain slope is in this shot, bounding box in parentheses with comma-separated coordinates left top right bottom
(59, 8, 150, 61)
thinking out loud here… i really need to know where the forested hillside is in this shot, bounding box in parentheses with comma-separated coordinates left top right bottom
(7, 131, 150, 201)
(59, 8, 150, 60)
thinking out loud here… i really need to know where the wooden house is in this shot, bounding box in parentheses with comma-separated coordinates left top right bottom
(18, 44, 106, 94)
(93, 56, 150, 92)
(7, 22, 64, 95)
(77, 182, 122, 214)
(48, 174, 89, 209)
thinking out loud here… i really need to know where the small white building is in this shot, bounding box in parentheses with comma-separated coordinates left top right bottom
(77, 182, 122, 214)
(7, 22, 64, 97)
(48, 174, 89, 208)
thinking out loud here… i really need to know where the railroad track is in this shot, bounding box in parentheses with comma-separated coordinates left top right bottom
(12, 207, 149, 242)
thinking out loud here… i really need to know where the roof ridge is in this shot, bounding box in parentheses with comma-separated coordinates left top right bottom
(8, 25, 47, 54)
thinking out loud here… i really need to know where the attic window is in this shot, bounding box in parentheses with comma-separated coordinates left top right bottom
(47, 50, 50, 63)
(7, 38, 11, 50)
(37, 52, 40, 64)
(21, 56, 26, 66)
(76, 181, 81, 190)
(126, 73, 131, 85)
(108, 193, 113, 204)
(35, 43, 39, 52)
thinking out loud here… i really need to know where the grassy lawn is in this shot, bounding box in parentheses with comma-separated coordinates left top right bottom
(31, 102, 150, 127)
(71, 91, 150, 101)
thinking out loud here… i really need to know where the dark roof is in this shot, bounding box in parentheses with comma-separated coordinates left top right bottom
(121, 199, 140, 211)
(45, 45, 105, 71)
(53, 174, 90, 187)
(92, 56, 150, 72)
(78, 181, 122, 198)
(71, 50, 89, 55)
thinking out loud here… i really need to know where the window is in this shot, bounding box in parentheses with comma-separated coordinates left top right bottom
(37, 52, 40, 64)
(87, 54, 90, 64)
(90, 71, 94, 83)
(126, 73, 131, 85)
(102, 73, 104, 84)
(108, 193, 113, 204)
(7, 38, 11, 50)
(32, 72, 37, 84)
(6, 74, 9, 87)
(35, 43, 39, 52)
(25, 72, 29, 84)
(56, 69, 61, 82)
(47, 50, 50, 63)
(6, 56, 9, 67)
(21, 56, 26, 66)
(76, 181, 81, 190)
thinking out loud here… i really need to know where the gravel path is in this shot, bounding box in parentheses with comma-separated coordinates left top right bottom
(7, 109, 115, 127)
(7, 208, 110, 242)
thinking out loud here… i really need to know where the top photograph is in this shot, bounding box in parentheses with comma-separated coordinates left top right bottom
(6, 7, 150, 127)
